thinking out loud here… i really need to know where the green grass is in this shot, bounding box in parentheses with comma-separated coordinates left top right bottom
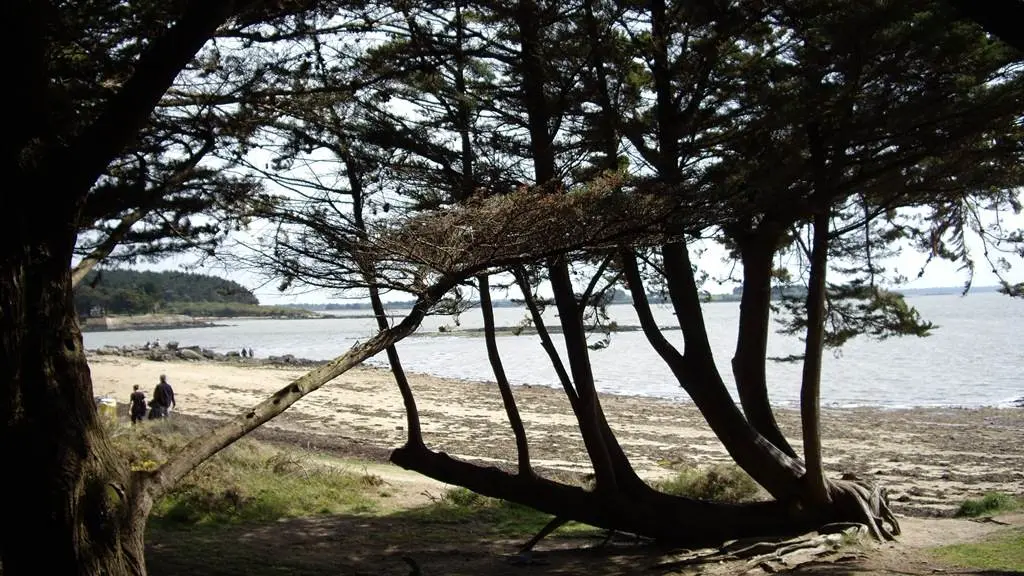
(932, 528, 1024, 571)
(111, 419, 384, 526)
(954, 492, 1022, 518)
(401, 487, 600, 538)
(653, 464, 761, 503)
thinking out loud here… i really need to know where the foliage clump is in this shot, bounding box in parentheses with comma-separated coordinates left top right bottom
(654, 464, 763, 503)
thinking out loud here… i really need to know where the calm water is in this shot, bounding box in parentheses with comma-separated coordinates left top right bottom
(83, 293, 1023, 409)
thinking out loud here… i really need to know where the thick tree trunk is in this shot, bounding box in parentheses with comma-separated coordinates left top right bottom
(478, 274, 533, 476)
(1, 234, 148, 575)
(732, 232, 798, 458)
(391, 444, 814, 546)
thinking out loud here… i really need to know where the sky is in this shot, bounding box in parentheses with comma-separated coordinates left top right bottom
(140, 210, 1024, 305)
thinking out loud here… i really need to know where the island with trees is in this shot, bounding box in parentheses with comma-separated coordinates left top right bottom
(75, 269, 318, 330)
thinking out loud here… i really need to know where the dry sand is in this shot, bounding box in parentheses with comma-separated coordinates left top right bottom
(89, 355, 1024, 517)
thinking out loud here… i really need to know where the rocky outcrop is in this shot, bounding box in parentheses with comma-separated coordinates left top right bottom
(82, 314, 219, 332)
(88, 343, 323, 367)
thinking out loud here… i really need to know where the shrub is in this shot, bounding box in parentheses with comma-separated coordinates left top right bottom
(654, 464, 762, 503)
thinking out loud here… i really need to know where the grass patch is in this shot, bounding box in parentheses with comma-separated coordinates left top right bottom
(653, 464, 761, 503)
(954, 492, 1022, 518)
(932, 528, 1024, 571)
(110, 418, 383, 526)
(402, 487, 600, 539)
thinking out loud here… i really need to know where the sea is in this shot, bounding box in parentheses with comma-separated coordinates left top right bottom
(83, 292, 1023, 410)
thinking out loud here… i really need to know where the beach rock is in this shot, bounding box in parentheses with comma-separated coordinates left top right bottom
(178, 349, 204, 361)
(1013, 397, 1024, 408)
(87, 344, 326, 369)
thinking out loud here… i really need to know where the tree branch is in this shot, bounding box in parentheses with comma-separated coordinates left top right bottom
(53, 0, 245, 205)
(146, 279, 452, 497)
(70, 209, 146, 287)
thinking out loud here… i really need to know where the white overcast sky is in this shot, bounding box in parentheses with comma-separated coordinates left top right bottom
(141, 206, 1024, 305)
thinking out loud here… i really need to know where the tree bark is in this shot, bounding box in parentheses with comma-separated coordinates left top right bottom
(732, 231, 798, 458)
(1, 227, 148, 575)
(799, 212, 832, 506)
(478, 274, 533, 476)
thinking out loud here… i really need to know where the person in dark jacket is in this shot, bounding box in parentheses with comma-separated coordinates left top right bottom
(149, 374, 176, 419)
(129, 385, 147, 424)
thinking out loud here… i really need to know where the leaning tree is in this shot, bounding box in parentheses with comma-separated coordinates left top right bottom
(257, 0, 1022, 547)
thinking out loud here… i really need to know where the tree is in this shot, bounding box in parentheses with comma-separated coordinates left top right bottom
(2, 0, 1020, 573)
(267, 0, 1020, 547)
(1, 0, 353, 573)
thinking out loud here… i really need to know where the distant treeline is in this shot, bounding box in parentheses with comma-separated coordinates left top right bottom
(75, 270, 259, 316)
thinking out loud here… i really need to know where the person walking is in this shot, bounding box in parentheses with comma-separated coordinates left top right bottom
(129, 385, 147, 424)
(149, 374, 176, 419)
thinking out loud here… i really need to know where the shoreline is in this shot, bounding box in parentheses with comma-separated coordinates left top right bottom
(88, 355, 1024, 518)
(88, 344, 1024, 411)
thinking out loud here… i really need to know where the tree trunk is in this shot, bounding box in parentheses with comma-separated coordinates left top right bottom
(627, 246, 805, 502)
(343, 147, 425, 449)
(799, 212, 832, 506)
(391, 444, 814, 546)
(732, 231, 798, 458)
(547, 259, 620, 492)
(513, 267, 579, 408)
(478, 274, 532, 476)
(368, 283, 424, 448)
(0, 234, 148, 575)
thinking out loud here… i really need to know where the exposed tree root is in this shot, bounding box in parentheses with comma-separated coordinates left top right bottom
(828, 478, 900, 541)
(654, 526, 862, 573)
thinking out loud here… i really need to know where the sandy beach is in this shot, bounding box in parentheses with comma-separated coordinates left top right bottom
(89, 355, 1024, 517)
